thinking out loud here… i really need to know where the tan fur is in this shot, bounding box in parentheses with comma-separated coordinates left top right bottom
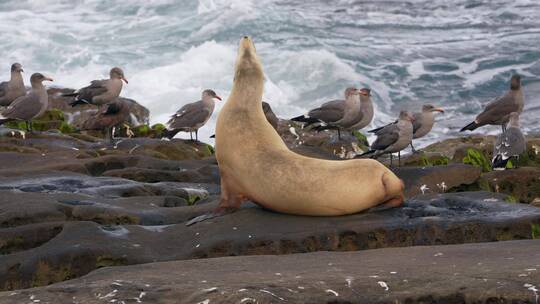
(215, 37, 404, 216)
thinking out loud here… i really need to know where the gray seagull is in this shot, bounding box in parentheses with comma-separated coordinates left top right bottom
(64, 67, 128, 107)
(461, 74, 523, 132)
(492, 112, 526, 170)
(0, 73, 53, 131)
(359, 111, 415, 166)
(164, 89, 222, 141)
(0, 63, 26, 106)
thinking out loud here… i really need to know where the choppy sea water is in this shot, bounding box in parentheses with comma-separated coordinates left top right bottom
(1, 0, 539, 147)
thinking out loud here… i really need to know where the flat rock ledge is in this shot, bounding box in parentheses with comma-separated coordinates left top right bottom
(1, 191, 539, 291)
(1, 240, 539, 304)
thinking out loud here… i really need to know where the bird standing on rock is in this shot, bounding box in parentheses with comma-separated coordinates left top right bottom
(314, 88, 374, 136)
(291, 87, 362, 139)
(0, 73, 53, 132)
(0, 63, 26, 107)
(81, 98, 131, 143)
(346, 88, 374, 134)
(165, 89, 222, 141)
(460, 74, 523, 133)
(492, 112, 526, 170)
(64, 67, 128, 107)
(359, 111, 415, 166)
(410, 104, 444, 152)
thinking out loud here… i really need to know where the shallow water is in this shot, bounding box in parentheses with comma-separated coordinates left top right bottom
(1, 0, 539, 147)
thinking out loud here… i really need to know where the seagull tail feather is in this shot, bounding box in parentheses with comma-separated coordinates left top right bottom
(290, 115, 320, 125)
(355, 149, 376, 158)
(460, 121, 479, 132)
(163, 129, 180, 139)
(69, 99, 90, 107)
(492, 155, 509, 170)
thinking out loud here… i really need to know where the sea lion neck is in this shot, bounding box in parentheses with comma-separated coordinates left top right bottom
(230, 40, 265, 109)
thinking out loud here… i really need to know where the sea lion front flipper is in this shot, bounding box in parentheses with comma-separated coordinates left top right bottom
(185, 175, 245, 226)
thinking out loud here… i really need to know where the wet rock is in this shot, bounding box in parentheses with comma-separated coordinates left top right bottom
(1, 239, 538, 304)
(419, 135, 540, 168)
(393, 164, 482, 197)
(0, 136, 215, 177)
(0, 173, 212, 201)
(0, 191, 539, 290)
(479, 167, 540, 204)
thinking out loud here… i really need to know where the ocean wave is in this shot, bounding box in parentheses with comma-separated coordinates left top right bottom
(0, 0, 539, 146)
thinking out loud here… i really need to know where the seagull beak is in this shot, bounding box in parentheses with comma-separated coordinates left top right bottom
(122, 77, 129, 84)
(432, 107, 444, 113)
(359, 88, 371, 96)
(44, 76, 54, 82)
(215, 95, 222, 101)
(20, 69, 24, 73)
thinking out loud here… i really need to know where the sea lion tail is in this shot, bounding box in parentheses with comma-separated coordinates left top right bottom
(382, 171, 405, 201)
(460, 121, 478, 132)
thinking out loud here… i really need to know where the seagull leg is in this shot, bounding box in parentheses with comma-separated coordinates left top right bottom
(337, 128, 341, 140)
(26, 121, 32, 132)
(189, 131, 193, 141)
(502, 124, 507, 133)
(195, 129, 199, 142)
(410, 142, 417, 153)
(389, 153, 393, 167)
(105, 127, 112, 144)
(123, 123, 134, 138)
(398, 151, 401, 167)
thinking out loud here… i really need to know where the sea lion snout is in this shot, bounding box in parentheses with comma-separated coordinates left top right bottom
(239, 36, 255, 53)
(235, 36, 263, 80)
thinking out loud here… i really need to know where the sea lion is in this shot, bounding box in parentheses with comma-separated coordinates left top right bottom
(187, 36, 404, 225)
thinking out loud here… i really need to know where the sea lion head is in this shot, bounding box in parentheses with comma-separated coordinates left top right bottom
(234, 36, 264, 82)
(510, 74, 521, 90)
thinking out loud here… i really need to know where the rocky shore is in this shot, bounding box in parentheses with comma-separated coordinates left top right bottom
(0, 93, 539, 303)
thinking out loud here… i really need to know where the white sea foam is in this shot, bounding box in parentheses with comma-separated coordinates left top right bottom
(0, 0, 538, 147)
